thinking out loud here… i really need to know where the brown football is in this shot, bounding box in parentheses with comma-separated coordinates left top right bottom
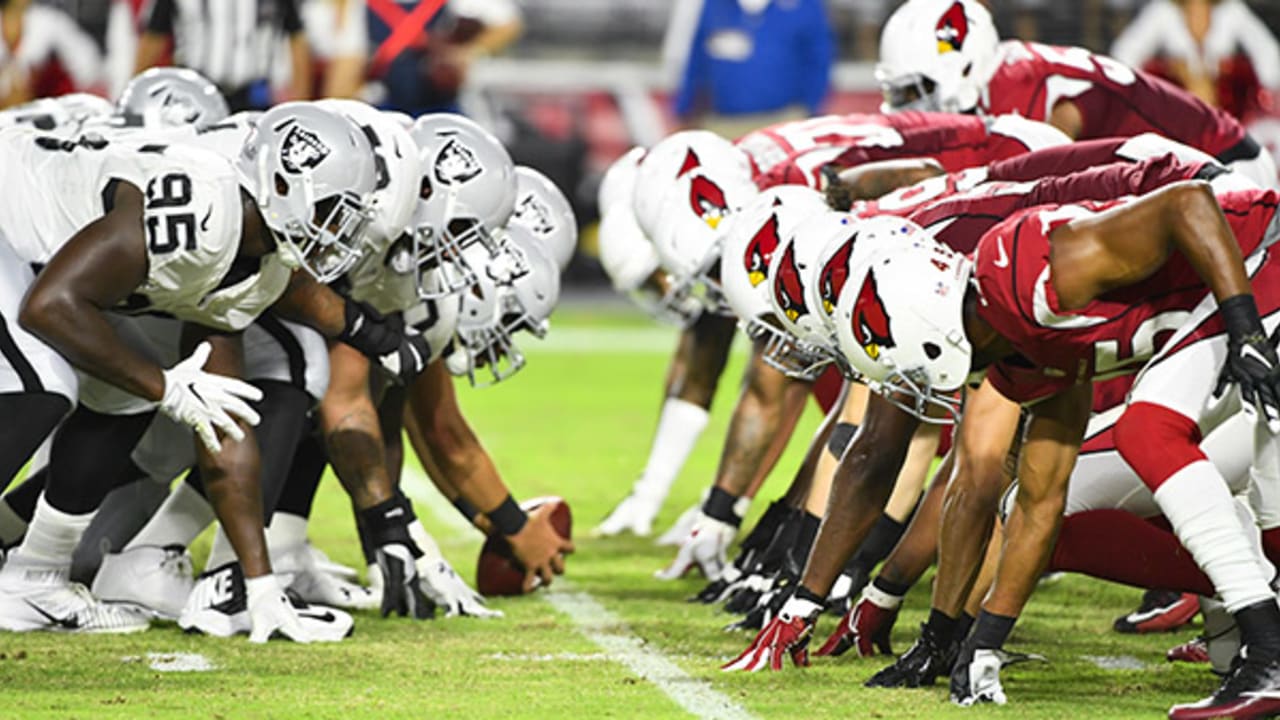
(476, 496, 572, 596)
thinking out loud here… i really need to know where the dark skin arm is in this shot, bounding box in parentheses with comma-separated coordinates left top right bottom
(19, 182, 164, 400)
(1051, 181, 1252, 309)
(931, 379, 1023, 617)
(799, 391, 920, 596)
(321, 342, 393, 510)
(404, 359, 573, 590)
(270, 270, 350, 339)
(1048, 99, 1084, 140)
(982, 382, 1091, 617)
(184, 327, 272, 578)
(665, 312, 736, 409)
(828, 159, 945, 208)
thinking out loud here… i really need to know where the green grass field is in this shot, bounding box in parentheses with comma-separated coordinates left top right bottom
(0, 303, 1219, 719)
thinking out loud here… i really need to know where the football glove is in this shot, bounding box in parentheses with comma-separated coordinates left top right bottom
(337, 300, 431, 385)
(865, 623, 959, 688)
(654, 512, 736, 581)
(1216, 295, 1280, 433)
(160, 342, 263, 453)
(594, 492, 662, 537)
(375, 543, 434, 619)
(246, 574, 311, 644)
(419, 558, 502, 618)
(721, 591, 823, 672)
(950, 644, 1009, 706)
(816, 582, 902, 657)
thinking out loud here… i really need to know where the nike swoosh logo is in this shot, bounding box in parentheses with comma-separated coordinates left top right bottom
(1242, 344, 1274, 368)
(298, 610, 337, 623)
(25, 601, 79, 630)
(993, 238, 1010, 268)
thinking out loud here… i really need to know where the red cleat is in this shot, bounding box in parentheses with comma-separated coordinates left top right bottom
(1167, 637, 1211, 665)
(1115, 591, 1200, 634)
(1168, 652, 1280, 719)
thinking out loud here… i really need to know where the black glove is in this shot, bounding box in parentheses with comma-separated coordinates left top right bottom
(1215, 294, 1280, 432)
(358, 496, 434, 620)
(337, 300, 431, 384)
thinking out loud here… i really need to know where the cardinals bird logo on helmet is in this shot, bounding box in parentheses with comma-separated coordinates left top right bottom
(773, 243, 809, 322)
(435, 137, 483, 185)
(688, 175, 729, 230)
(280, 125, 330, 173)
(819, 235, 855, 315)
(743, 214, 781, 287)
(678, 148, 702, 177)
(852, 269, 895, 359)
(935, 1, 970, 54)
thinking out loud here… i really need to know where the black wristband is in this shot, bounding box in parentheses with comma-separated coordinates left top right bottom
(794, 584, 826, 607)
(703, 486, 742, 526)
(357, 495, 421, 557)
(970, 610, 1017, 650)
(452, 496, 480, 523)
(1220, 294, 1265, 339)
(489, 495, 528, 536)
(338, 300, 400, 356)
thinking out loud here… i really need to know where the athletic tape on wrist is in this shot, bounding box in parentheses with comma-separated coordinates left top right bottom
(489, 495, 528, 536)
(703, 487, 742, 526)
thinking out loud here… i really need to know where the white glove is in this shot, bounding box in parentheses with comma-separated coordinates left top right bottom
(419, 558, 503, 618)
(159, 342, 263, 454)
(594, 493, 661, 537)
(654, 512, 736, 581)
(246, 574, 311, 644)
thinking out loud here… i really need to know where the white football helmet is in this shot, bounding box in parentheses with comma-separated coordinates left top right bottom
(651, 166, 758, 315)
(447, 224, 560, 386)
(808, 214, 933, 335)
(237, 102, 378, 283)
(598, 146, 645, 215)
(116, 67, 230, 129)
(763, 213, 853, 379)
(409, 113, 517, 298)
(876, 0, 1000, 114)
(632, 130, 752, 239)
(834, 236, 973, 422)
(511, 166, 576, 271)
(719, 186, 830, 375)
(597, 203, 702, 326)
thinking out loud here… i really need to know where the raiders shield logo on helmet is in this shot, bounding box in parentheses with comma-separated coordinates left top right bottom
(818, 235, 856, 315)
(773, 243, 809, 322)
(743, 214, 781, 287)
(435, 137, 483, 185)
(514, 195, 554, 237)
(935, 1, 969, 54)
(852, 270, 895, 359)
(154, 90, 200, 124)
(280, 125, 331, 174)
(688, 175, 729, 230)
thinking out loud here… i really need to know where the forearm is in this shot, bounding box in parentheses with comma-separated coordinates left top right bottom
(833, 160, 945, 201)
(712, 349, 805, 497)
(879, 453, 952, 588)
(270, 272, 348, 339)
(885, 423, 942, 520)
(1166, 182, 1252, 302)
(320, 344, 392, 510)
(21, 301, 164, 401)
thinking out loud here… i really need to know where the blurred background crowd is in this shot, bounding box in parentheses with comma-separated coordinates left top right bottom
(6, 0, 1280, 285)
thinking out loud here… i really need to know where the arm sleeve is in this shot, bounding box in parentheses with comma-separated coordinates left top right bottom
(986, 138, 1129, 182)
(141, 0, 176, 35)
(796, 0, 833, 115)
(1023, 155, 1204, 208)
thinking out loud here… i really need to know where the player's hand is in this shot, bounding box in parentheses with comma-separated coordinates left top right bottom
(816, 585, 901, 658)
(865, 623, 959, 688)
(375, 543, 434, 619)
(721, 592, 823, 672)
(419, 557, 503, 618)
(378, 328, 431, 385)
(508, 504, 574, 592)
(245, 574, 311, 644)
(1216, 295, 1280, 432)
(160, 342, 263, 453)
(654, 512, 736, 581)
(337, 301, 431, 384)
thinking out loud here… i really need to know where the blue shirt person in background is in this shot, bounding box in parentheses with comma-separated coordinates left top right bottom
(665, 0, 835, 138)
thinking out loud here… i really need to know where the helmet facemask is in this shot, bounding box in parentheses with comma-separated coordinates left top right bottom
(273, 189, 373, 283)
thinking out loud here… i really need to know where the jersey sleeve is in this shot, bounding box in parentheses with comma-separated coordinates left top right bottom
(1024, 155, 1204, 207)
(986, 359, 1077, 405)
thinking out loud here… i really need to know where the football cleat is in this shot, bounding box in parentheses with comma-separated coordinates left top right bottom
(92, 545, 195, 620)
(0, 558, 149, 634)
(816, 585, 901, 657)
(273, 544, 377, 611)
(865, 624, 959, 688)
(1114, 590, 1200, 634)
(1168, 649, 1280, 719)
(1167, 637, 1211, 665)
(179, 562, 352, 641)
(304, 543, 360, 582)
(950, 647, 1008, 706)
(593, 493, 662, 538)
(655, 502, 700, 547)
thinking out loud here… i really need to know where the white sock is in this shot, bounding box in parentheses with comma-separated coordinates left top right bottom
(205, 527, 236, 570)
(0, 498, 27, 546)
(12, 495, 94, 571)
(408, 519, 444, 563)
(1250, 420, 1280, 530)
(125, 481, 214, 550)
(264, 512, 309, 552)
(1155, 461, 1274, 612)
(631, 398, 709, 503)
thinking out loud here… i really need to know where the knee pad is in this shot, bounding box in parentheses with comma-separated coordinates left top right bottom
(1114, 402, 1207, 491)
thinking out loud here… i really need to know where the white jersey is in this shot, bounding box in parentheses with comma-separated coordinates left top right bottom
(346, 239, 419, 315)
(0, 126, 281, 331)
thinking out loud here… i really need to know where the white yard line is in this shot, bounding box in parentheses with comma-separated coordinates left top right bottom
(401, 471, 756, 720)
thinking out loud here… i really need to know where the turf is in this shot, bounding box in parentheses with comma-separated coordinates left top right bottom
(0, 303, 1220, 719)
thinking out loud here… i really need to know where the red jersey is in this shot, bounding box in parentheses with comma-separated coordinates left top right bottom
(736, 112, 900, 179)
(986, 41, 1249, 161)
(855, 153, 1208, 254)
(756, 113, 1068, 190)
(974, 190, 1280, 403)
